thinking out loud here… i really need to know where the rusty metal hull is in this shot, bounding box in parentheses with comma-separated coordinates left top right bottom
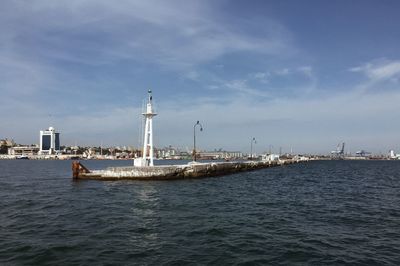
(72, 160, 305, 181)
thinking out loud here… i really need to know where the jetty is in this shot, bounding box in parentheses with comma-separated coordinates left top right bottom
(72, 159, 307, 181)
(71, 90, 308, 181)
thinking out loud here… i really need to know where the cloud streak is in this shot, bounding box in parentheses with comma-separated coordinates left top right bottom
(0, 0, 291, 69)
(350, 59, 400, 82)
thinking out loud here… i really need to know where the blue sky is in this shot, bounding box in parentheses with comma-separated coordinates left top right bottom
(1, 0, 400, 154)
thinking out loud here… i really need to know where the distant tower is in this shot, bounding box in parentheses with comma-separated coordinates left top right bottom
(141, 90, 157, 166)
(39, 127, 60, 155)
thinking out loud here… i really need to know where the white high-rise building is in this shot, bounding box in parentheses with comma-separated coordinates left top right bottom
(134, 90, 157, 167)
(39, 127, 60, 155)
(389, 150, 400, 160)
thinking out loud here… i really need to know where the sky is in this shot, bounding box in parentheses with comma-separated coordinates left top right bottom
(1, 0, 400, 154)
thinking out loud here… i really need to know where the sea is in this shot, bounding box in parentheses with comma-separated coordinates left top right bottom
(1, 159, 400, 265)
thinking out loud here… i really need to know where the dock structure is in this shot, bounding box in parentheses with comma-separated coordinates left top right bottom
(71, 159, 307, 181)
(71, 90, 309, 181)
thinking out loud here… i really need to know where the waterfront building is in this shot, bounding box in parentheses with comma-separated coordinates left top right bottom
(389, 150, 400, 160)
(262, 154, 280, 161)
(39, 127, 60, 155)
(8, 145, 40, 156)
(199, 151, 243, 160)
(157, 146, 179, 159)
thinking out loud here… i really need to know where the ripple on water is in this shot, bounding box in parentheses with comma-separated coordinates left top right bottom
(1, 160, 400, 265)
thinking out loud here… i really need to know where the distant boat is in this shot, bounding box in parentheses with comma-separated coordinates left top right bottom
(16, 155, 29, 160)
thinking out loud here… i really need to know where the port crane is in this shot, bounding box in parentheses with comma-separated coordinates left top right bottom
(331, 142, 345, 158)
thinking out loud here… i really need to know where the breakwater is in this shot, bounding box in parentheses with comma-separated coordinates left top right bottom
(72, 159, 307, 181)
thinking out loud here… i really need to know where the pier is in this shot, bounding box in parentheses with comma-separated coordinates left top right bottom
(71, 90, 308, 181)
(72, 159, 308, 181)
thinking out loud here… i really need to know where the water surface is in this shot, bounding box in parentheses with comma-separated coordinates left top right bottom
(1, 160, 400, 265)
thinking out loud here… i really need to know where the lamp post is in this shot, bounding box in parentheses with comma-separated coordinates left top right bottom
(193, 121, 203, 162)
(250, 137, 256, 160)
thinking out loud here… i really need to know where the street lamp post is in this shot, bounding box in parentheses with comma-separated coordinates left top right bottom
(250, 137, 256, 160)
(269, 144, 274, 154)
(193, 121, 203, 161)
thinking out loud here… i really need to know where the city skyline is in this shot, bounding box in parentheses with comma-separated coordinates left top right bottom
(1, 0, 400, 154)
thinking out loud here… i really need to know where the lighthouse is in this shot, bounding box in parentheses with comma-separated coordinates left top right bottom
(135, 90, 157, 167)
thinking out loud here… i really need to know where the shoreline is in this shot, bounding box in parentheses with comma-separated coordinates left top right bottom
(1, 155, 398, 161)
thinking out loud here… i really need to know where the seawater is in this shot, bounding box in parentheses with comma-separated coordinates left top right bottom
(1, 160, 400, 265)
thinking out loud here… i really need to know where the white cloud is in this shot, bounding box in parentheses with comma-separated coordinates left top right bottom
(350, 59, 400, 81)
(297, 66, 313, 78)
(275, 68, 290, 76)
(224, 79, 270, 97)
(0, 0, 292, 69)
(206, 85, 220, 90)
(248, 72, 270, 83)
(182, 71, 200, 81)
(273, 66, 314, 78)
(251, 72, 268, 79)
(246, 66, 317, 96)
(249, 66, 314, 81)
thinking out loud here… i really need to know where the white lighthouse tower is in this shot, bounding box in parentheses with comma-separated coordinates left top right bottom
(135, 90, 157, 167)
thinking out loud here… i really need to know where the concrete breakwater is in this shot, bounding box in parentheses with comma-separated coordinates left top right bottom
(72, 159, 307, 181)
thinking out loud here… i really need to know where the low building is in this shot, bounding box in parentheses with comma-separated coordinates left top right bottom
(199, 151, 243, 160)
(389, 150, 400, 160)
(262, 154, 280, 161)
(157, 146, 179, 159)
(8, 145, 40, 156)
